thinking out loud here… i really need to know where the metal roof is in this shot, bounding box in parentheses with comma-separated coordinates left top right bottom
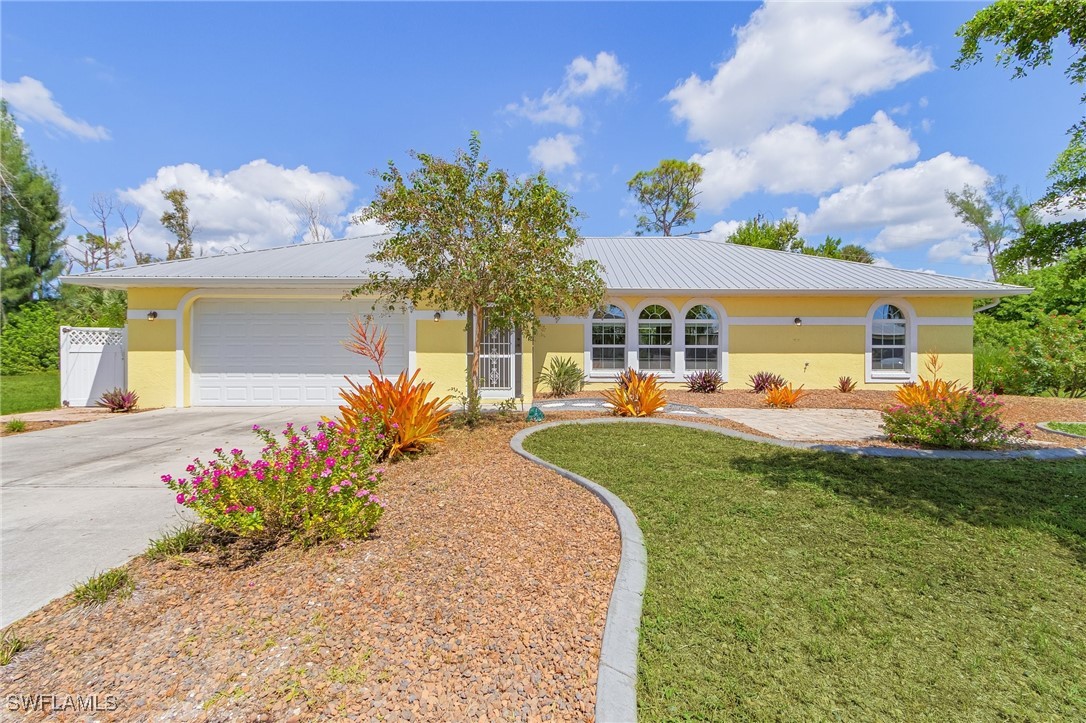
(63, 233, 1031, 297)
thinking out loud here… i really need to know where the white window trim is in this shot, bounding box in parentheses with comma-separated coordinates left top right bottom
(679, 299, 728, 381)
(584, 299, 634, 380)
(865, 298, 917, 384)
(632, 299, 681, 379)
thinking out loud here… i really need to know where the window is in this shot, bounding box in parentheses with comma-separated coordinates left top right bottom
(591, 305, 626, 371)
(638, 304, 673, 372)
(684, 305, 719, 371)
(870, 304, 907, 373)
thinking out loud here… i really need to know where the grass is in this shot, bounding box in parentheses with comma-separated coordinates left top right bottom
(4, 419, 27, 433)
(0, 370, 59, 415)
(71, 568, 135, 606)
(145, 524, 206, 560)
(525, 423, 1086, 722)
(1049, 421, 1086, 437)
(0, 630, 28, 665)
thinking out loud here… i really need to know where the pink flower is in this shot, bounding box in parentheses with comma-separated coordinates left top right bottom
(305, 486, 315, 494)
(330, 485, 341, 494)
(176, 493, 186, 504)
(161, 474, 173, 484)
(245, 506, 255, 513)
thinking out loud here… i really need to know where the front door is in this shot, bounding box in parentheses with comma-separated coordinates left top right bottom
(478, 317, 515, 394)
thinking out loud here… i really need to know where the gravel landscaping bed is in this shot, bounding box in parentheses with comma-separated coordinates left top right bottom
(562, 390, 1086, 447)
(1, 420, 619, 722)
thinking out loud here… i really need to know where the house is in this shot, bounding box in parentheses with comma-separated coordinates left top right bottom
(62, 234, 1030, 408)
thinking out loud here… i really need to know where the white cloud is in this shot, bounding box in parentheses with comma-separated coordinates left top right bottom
(928, 238, 989, 267)
(0, 76, 110, 141)
(529, 133, 581, 172)
(693, 111, 918, 210)
(799, 152, 990, 251)
(118, 160, 356, 256)
(507, 51, 627, 127)
(666, 2, 933, 147)
(701, 219, 743, 242)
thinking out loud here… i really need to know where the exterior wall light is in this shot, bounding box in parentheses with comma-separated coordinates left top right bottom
(793, 317, 802, 326)
(147, 311, 159, 321)
(433, 311, 442, 322)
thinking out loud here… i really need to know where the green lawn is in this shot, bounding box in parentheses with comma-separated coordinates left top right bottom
(525, 423, 1086, 722)
(1049, 422, 1086, 437)
(0, 370, 60, 415)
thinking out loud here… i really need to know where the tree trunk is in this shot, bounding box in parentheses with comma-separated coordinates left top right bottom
(471, 304, 483, 390)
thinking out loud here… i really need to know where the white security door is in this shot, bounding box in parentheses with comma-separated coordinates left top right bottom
(477, 317, 514, 394)
(192, 299, 407, 406)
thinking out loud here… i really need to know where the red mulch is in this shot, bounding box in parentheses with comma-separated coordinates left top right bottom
(1, 421, 618, 722)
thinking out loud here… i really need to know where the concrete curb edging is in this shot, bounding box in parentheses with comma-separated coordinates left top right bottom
(1036, 422, 1086, 441)
(510, 422, 646, 723)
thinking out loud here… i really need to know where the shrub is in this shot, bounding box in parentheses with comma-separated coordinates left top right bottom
(765, 383, 808, 408)
(537, 356, 586, 397)
(836, 376, 857, 393)
(339, 370, 453, 459)
(882, 391, 1030, 450)
(0, 302, 59, 375)
(162, 421, 386, 545)
(973, 342, 1027, 395)
(894, 354, 967, 407)
(685, 369, 724, 393)
(603, 367, 667, 417)
(98, 387, 139, 412)
(748, 371, 785, 393)
(1012, 313, 1086, 397)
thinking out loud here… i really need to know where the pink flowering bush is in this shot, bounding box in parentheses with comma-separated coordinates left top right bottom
(162, 421, 386, 545)
(881, 391, 1030, 450)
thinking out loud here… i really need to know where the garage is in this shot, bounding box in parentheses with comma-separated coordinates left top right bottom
(191, 298, 408, 405)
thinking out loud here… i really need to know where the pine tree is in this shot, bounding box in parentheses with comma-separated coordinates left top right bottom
(1, 102, 65, 319)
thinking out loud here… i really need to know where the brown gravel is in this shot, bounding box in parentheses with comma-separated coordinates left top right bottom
(0, 420, 82, 437)
(1, 420, 619, 722)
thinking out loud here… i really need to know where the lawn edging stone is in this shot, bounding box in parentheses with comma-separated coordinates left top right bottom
(1036, 422, 1086, 440)
(511, 422, 646, 723)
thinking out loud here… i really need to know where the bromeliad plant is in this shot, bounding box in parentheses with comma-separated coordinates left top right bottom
(836, 376, 857, 393)
(162, 421, 386, 545)
(894, 353, 968, 406)
(338, 370, 454, 460)
(882, 391, 1030, 450)
(98, 388, 139, 412)
(685, 369, 725, 394)
(603, 367, 667, 417)
(537, 356, 586, 397)
(748, 371, 785, 393)
(765, 383, 808, 408)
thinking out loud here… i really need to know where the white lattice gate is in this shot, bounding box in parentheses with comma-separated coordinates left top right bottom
(60, 326, 127, 407)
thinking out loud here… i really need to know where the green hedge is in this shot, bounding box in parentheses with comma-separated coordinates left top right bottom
(0, 302, 60, 375)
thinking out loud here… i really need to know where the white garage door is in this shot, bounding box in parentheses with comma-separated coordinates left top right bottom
(192, 298, 408, 406)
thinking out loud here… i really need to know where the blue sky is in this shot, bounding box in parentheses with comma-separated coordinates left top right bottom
(1, 1, 1078, 279)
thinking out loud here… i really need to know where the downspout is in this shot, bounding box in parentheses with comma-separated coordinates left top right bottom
(974, 298, 1001, 314)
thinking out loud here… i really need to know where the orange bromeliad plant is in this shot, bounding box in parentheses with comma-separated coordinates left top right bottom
(602, 368, 667, 417)
(338, 370, 453, 460)
(893, 353, 967, 407)
(764, 383, 809, 408)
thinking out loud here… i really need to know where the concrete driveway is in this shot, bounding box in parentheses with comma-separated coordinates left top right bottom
(1, 406, 337, 627)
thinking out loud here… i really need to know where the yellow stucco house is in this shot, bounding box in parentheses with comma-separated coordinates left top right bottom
(63, 234, 1030, 408)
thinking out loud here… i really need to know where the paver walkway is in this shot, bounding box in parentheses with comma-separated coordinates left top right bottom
(703, 408, 885, 441)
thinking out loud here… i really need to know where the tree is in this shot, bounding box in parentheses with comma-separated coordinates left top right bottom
(627, 159, 704, 236)
(955, 1, 1086, 262)
(0, 101, 65, 319)
(945, 176, 1032, 279)
(293, 193, 332, 243)
(802, 236, 875, 264)
(160, 188, 195, 259)
(354, 132, 605, 399)
(726, 214, 805, 252)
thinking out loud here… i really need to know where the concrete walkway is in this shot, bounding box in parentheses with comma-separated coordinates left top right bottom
(0, 406, 336, 627)
(703, 408, 885, 441)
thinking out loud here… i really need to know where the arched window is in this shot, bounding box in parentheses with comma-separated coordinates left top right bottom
(638, 304, 673, 372)
(870, 304, 908, 373)
(591, 305, 626, 371)
(684, 305, 719, 371)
